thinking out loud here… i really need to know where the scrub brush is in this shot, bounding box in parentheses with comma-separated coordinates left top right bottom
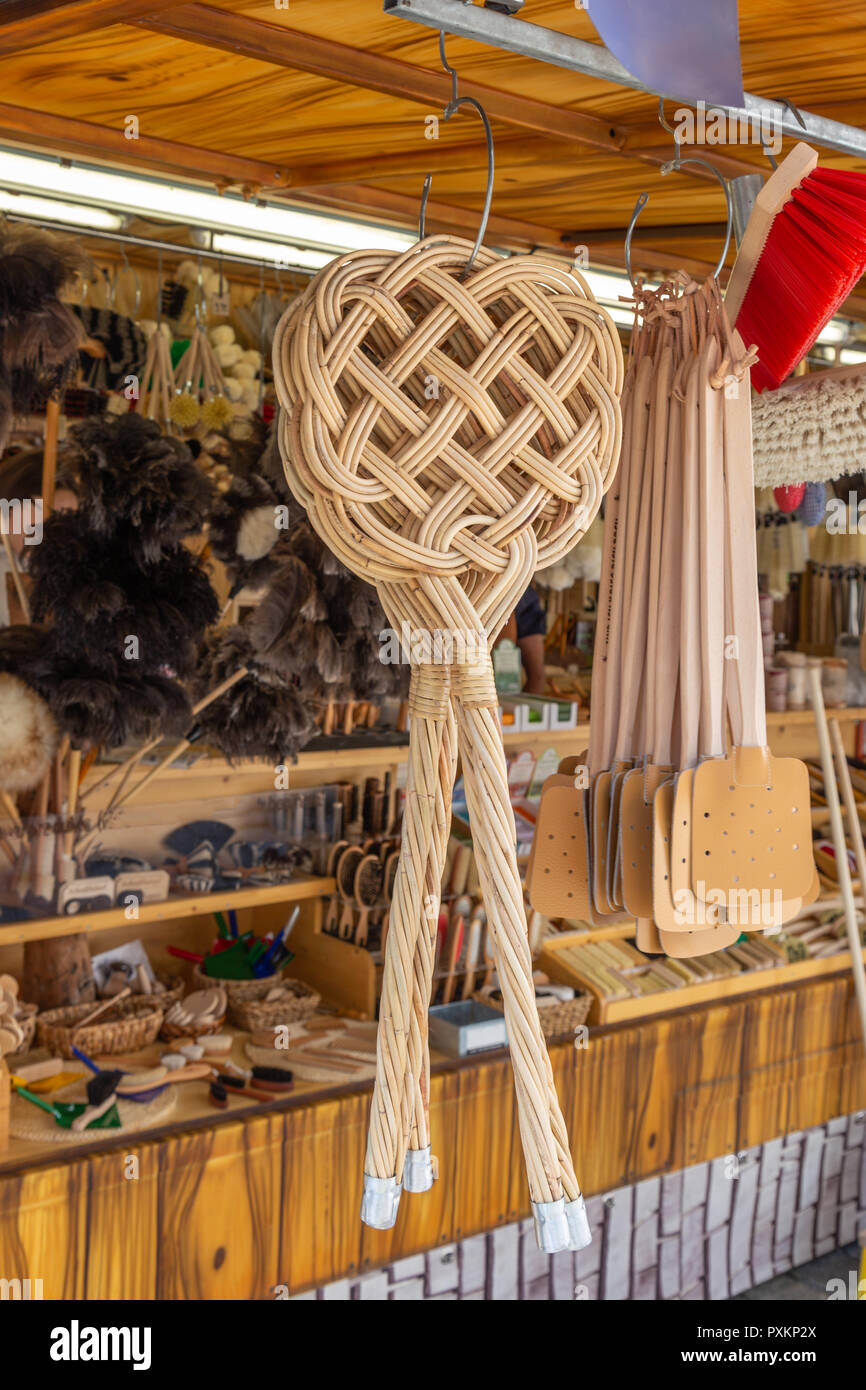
(726, 143, 866, 392)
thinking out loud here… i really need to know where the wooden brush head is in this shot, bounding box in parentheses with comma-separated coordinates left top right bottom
(725, 142, 819, 325)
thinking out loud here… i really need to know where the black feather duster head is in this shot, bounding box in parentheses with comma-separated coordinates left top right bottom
(194, 627, 315, 764)
(208, 473, 287, 592)
(0, 624, 191, 748)
(0, 225, 87, 325)
(68, 414, 214, 557)
(28, 510, 218, 675)
(0, 225, 88, 450)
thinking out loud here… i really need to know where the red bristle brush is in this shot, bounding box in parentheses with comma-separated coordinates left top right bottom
(726, 142, 866, 392)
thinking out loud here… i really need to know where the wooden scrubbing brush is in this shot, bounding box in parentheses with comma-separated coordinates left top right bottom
(727, 144, 866, 391)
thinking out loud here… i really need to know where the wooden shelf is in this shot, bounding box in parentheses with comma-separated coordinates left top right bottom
(75, 707, 866, 803)
(0, 876, 334, 945)
(540, 931, 866, 1025)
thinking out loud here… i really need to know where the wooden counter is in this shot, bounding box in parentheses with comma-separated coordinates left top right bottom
(1, 966, 864, 1299)
(0, 710, 863, 1297)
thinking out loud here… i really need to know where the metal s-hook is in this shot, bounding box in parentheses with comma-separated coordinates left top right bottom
(419, 31, 494, 274)
(625, 156, 734, 291)
(193, 255, 204, 328)
(624, 192, 650, 292)
(657, 95, 679, 148)
(118, 244, 141, 317)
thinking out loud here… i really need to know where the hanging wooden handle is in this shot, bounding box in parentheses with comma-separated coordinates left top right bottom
(722, 331, 767, 749)
(678, 353, 702, 769)
(652, 352, 683, 767)
(613, 355, 654, 764)
(697, 333, 726, 761)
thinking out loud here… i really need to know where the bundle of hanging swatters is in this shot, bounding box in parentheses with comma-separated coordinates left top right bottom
(528, 274, 817, 956)
(273, 234, 623, 1252)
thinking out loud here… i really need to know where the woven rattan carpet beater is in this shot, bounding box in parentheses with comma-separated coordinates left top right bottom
(273, 216, 622, 1246)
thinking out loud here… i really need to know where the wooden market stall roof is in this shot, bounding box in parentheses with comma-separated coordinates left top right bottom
(1, 0, 866, 314)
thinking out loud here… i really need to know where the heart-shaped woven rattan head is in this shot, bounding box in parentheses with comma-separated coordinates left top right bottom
(273, 236, 623, 632)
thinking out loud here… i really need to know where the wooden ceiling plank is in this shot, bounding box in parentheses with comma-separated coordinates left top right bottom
(0, 101, 289, 190)
(292, 181, 562, 252)
(569, 223, 731, 246)
(133, 4, 767, 190)
(134, 2, 623, 153)
(287, 135, 589, 189)
(0, 0, 177, 53)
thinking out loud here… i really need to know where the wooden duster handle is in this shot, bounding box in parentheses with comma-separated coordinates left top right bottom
(81, 666, 250, 810)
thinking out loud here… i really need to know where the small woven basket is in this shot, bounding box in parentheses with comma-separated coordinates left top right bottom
(36, 997, 164, 1059)
(230, 981, 320, 1032)
(160, 1012, 226, 1042)
(190, 964, 278, 1004)
(474, 990, 591, 1041)
(153, 971, 185, 1008)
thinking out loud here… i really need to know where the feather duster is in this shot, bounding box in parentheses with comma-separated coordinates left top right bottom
(0, 624, 59, 695)
(289, 517, 343, 576)
(0, 225, 88, 450)
(28, 514, 218, 671)
(244, 554, 321, 670)
(48, 667, 192, 749)
(68, 415, 214, 557)
(208, 473, 285, 592)
(0, 627, 191, 749)
(0, 226, 87, 322)
(0, 673, 58, 790)
(2, 299, 85, 375)
(194, 627, 315, 763)
(202, 414, 271, 483)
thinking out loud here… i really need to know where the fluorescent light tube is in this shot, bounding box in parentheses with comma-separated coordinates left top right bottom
(0, 148, 414, 254)
(209, 233, 332, 269)
(0, 188, 122, 230)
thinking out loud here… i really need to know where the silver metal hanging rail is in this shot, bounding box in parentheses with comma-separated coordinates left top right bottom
(384, 0, 866, 162)
(1, 213, 317, 274)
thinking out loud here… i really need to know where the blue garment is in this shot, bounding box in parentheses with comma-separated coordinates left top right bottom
(515, 586, 546, 640)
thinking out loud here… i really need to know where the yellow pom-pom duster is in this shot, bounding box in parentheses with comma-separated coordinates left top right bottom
(169, 390, 201, 428)
(200, 393, 234, 430)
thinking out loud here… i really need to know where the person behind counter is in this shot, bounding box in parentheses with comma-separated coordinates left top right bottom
(496, 584, 547, 695)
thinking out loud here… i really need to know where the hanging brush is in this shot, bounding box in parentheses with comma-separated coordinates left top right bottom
(161, 280, 188, 320)
(751, 360, 866, 486)
(726, 143, 866, 391)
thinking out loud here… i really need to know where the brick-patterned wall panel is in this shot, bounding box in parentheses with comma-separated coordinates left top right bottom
(298, 1112, 866, 1301)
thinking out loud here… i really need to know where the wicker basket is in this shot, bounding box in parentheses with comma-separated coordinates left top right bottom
(160, 1010, 226, 1043)
(159, 983, 227, 1041)
(153, 971, 185, 1008)
(36, 997, 164, 1059)
(473, 989, 592, 1041)
(230, 980, 320, 1032)
(190, 964, 277, 1004)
